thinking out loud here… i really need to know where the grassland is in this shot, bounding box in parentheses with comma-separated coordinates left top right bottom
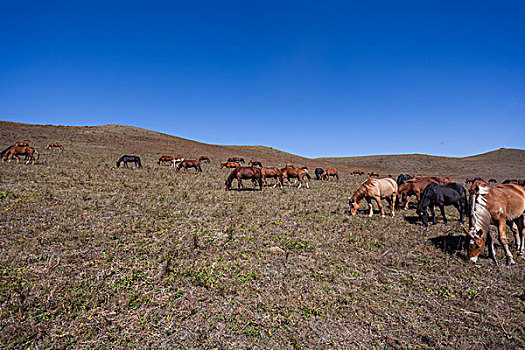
(1, 121, 524, 349)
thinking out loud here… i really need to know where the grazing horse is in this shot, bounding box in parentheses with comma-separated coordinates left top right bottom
(260, 167, 284, 188)
(46, 142, 64, 151)
(315, 168, 324, 180)
(501, 179, 524, 186)
(228, 157, 245, 164)
(176, 159, 202, 174)
(1, 142, 30, 160)
(396, 174, 413, 187)
(416, 182, 468, 227)
(221, 162, 240, 169)
(465, 184, 525, 265)
(321, 168, 339, 181)
(348, 178, 398, 217)
(351, 169, 365, 175)
(285, 163, 294, 168)
(199, 156, 210, 163)
(397, 177, 440, 210)
(281, 166, 310, 188)
(1, 146, 39, 164)
(116, 155, 142, 168)
(488, 178, 498, 184)
(225, 166, 263, 191)
(249, 160, 263, 167)
(466, 177, 483, 184)
(368, 171, 380, 177)
(157, 155, 176, 166)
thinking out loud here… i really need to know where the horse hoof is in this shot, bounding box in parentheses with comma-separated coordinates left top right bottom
(382, 215, 385, 218)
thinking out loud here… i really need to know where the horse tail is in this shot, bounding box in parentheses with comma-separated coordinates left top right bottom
(304, 169, 311, 180)
(258, 167, 263, 190)
(0, 145, 14, 158)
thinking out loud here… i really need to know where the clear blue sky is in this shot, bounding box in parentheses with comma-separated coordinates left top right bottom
(1, 1, 524, 158)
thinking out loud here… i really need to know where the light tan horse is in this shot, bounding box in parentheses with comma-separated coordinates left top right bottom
(348, 178, 398, 217)
(464, 184, 525, 265)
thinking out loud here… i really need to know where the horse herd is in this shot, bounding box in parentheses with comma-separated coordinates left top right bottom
(347, 174, 525, 266)
(3, 141, 524, 266)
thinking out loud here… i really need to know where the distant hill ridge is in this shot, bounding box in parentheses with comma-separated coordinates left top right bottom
(1, 121, 523, 178)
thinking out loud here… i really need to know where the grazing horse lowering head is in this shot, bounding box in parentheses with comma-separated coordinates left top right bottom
(225, 166, 263, 191)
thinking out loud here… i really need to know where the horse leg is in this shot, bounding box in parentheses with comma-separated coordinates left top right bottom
(486, 232, 498, 265)
(403, 194, 409, 210)
(429, 205, 436, 225)
(439, 204, 447, 225)
(514, 217, 524, 256)
(297, 178, 302, 188)
(305, 176, 309, 189)
(391, 193, 396, 217)
(453, 202, 464, 224)
(496, 219, 516, 265)
(366, 198, 374, 217)
(374, 196, 385, 218)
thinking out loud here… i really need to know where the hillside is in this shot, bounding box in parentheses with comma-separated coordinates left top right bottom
(319, 148, 525, 180)
(1, 121, 524, 349)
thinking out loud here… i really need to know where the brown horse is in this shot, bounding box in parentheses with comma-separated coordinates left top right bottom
(157, 155, 176, 165)
(176, 159, 202, 174)
(199, 156, 210, 163)
(46, 142, 64, 151)
(2, 146, 39, 164)
(465, 184, 525, 265)
(281, 166, 310, 188)
(321, 168, 339, 181)
(351, 169, 365, 175)
(397, 177, 441, 210)
(466, 177, 483, 184)
(349, 178, 398, 217)
(285, 163, 294, 168)
(260, 167, 284, 188)
(220, 162, 240, 169)
(225, 166, 263, 191)
(368, 171, 380, 177)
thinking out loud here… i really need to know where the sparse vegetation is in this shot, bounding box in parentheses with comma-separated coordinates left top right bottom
(0, 121, 524, 349)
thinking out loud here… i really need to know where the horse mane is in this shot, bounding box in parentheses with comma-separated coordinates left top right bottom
(351, 180, 371, 202)
(225, 168, 238, 187)
(470, 185, 492, 239)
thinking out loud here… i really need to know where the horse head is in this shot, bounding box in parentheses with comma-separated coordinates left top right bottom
(348, 197, 359, 216)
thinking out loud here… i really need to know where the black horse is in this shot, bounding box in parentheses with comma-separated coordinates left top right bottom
(488, 178, 498, 184)
(315, 168, 324, 180)
(416, 182, 467, 227)
(396, 174, 413, 186)
(116, 155, 142, 168)
(228, 157, 245, 163)
(250, 161, 263, 167)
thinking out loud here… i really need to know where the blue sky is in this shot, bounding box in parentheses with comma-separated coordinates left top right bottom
(1, 1, 524, 158)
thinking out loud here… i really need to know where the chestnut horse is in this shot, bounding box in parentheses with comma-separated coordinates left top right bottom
(351, 169, 365, 175)
(176, 159, 202, 174)
(199, 156, 210, 163)
(465, 184, 525, 265)
(225, 166, 263, 191)
(158, 155, 176, 165)
(348, 178, 398, 217)
(321, 168, 339, 181)
(368, 171, 379, 177)
(46, 142, 64, 151)
(260, 167, 284, 188)
(221, 162, 240, 169)
(2, 146, 39, 164)
(281, 166, 310, 188)
(397, 177, 451, 210)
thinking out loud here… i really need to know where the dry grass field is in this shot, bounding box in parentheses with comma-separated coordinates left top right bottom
(1, 121, 524, 349)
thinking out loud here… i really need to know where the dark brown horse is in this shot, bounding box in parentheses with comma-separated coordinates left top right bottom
(199, 156, 210, 163)
(46, 142, 64, 151)
(397, 177, 440, 210)
(220, 162, 240, 169)
(176, 159, 202, 174)
(228, 157, 245, 164)
(321, 168, 339, 181)
(2, 146, 39, 164)
(281, 166, 310, 188)
(351, 169, 365, 175)
(260, 167, 284, 188)
(157, 154, 176, 165)
(225, 166, 263, 191)
(368, 171, 380, 177)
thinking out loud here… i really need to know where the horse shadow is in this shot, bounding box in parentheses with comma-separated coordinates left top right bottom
(403, 215, 421, 225)
(429, 234, 467, 259)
